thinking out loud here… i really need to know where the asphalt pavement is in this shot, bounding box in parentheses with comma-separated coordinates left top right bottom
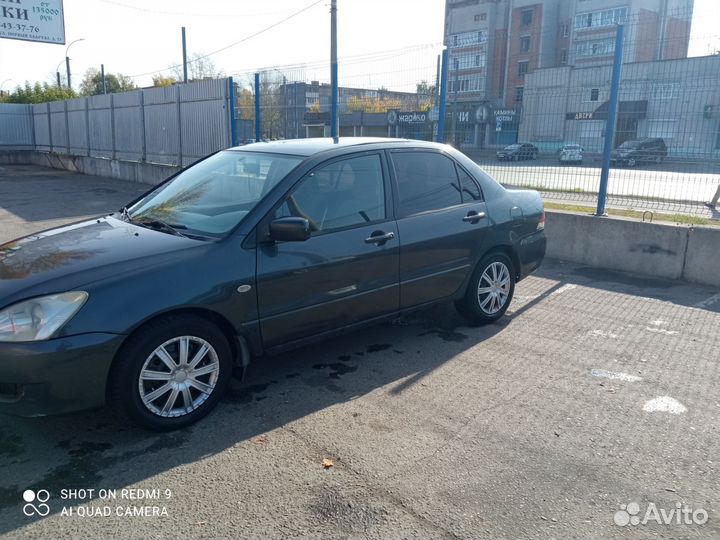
(1, 165, 719, 539)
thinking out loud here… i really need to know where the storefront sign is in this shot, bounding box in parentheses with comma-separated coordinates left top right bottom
(0, 0, 65, 44)
(493, 108, 517, 123)
(566, 112, 595, 120)
(397, 111, 427, 124)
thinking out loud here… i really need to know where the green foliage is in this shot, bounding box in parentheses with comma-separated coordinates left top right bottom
(152, 75, 177, 87)
(79, 68, 136, 96)
(0, 82, 76, 104)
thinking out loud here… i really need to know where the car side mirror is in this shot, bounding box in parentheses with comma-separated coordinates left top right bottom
(269, 217, 311, 242)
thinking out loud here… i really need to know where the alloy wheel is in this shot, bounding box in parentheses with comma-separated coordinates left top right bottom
(138, 336, 220, 418)
(477, 261, 511, 315)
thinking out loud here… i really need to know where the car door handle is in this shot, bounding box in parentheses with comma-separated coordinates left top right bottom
(364, 231, 395, 245)
(462, 211, 486, 223)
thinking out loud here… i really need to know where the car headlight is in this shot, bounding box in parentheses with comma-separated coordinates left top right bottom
(0, 292, 88, 342)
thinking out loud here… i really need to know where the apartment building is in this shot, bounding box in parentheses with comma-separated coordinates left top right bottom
(443, 0, 694, 147)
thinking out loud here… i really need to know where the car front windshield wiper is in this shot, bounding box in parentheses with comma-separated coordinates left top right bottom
(131, 216, 189, 238)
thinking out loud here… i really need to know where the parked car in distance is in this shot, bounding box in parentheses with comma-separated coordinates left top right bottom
(0, 138, 546, 431)
(611, 138, 667, 167)
(496, 143, 539, 162)
(558, 143, 583, 165)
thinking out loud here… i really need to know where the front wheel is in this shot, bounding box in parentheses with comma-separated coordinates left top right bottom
(455, 253, 516, 324)
(108, 315, 233, 431)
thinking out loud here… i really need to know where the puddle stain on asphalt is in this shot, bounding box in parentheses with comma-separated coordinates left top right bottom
(224, 382, 276, 404)
(0, 433, 185, 512)
(366, 344, 392, 353)
(312, 363, 358, 379)
(0, 428, 24, 459)
(418, 329, 469, 343)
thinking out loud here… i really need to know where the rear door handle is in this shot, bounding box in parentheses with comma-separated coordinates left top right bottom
(364, 231, 395, 245)
(462, 211, 486, 223)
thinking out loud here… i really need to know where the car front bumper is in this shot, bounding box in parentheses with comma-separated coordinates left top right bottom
(0, 333, 125, 417)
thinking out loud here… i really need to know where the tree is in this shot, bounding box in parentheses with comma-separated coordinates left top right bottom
(79, 68, 136, 96)
(152, 75, 177, 87)
(0, 81, 75, 104)
(416, 80, 436, 96)
(170, 53, 224, 82)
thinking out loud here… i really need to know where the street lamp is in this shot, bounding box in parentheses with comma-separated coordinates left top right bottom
(0, 79, 11, 97)
(64, 38, 86, 90)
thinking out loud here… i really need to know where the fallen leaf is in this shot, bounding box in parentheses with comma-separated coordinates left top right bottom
(253, 436, 268, 444)
(322, 458, 334, 469)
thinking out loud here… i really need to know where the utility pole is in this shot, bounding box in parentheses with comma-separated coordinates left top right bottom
(182, 27, 188, 84)
(101, 64, 107, 94)
(56, 71, 61, 89)
(66, 55, 72, 89)
(330, 0, 338, 140)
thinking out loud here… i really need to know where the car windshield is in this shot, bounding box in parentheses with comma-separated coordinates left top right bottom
(505, 145, 521, 150)
(128, 151, 303, 238)
(564, 145, 581, 150)
(619, 141, 639, 149)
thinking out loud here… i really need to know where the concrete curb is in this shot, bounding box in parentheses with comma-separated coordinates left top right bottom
(0, 150, 179, 186)
(546, 210, 720, 288)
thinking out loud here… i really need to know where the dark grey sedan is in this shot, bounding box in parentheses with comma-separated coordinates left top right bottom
(0, 138, 546, 430)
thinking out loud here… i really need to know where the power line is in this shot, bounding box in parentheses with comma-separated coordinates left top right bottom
(127, 0, 326, 79)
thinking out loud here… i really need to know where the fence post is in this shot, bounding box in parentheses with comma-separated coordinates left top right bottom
(254, 72, 261, 142)
(177, 85, 183, 166)
(436, 48, 449, 143)
(596, 24, 625, 216)
(85, 97, 90, 156)
(64, 100, 70, 155)
(46, 102, 53, 152)
(139, 90, 147, 161)
(228, 76, 237, 147)
(110, 94, 116, 161)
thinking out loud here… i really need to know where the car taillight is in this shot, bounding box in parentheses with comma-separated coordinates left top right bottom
(537, 211, 545, 230)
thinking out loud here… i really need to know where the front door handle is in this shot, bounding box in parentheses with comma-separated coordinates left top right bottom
(462, 211, 486, 224)
(364, 231, 395, 245)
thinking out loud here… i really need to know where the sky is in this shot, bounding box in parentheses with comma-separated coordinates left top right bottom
(0, 0, 717, 94)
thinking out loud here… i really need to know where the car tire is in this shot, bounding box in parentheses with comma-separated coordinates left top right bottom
(513, 155, 519, 162)
(628, 158, 636, 167)
(455, 252, 516, 325)
(108, 314, 233, 431)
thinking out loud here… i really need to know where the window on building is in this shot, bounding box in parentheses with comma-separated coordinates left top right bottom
(590, 88, 600, 102)
(451, 53, 487, 71)
(521, 9, 533, 26)
(575, 7, 628, 30)
(474, 14, 480, 21)
(516, 86, 524, 103)
(574, 39, 615, 57)
(520, 36, 531, 52)
(562, 23, 570, 37)
(392, 152, 462, 216)
(518, 61, 529, 76)
(480, 12, 486, 21)
(653, 83, 680, 100)
(449, 30, 488, 49)
(560, 49, 568, 63)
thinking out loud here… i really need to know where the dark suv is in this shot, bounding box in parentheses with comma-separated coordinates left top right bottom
(611, 138, 667, 167)
(0, 138, 546, 430)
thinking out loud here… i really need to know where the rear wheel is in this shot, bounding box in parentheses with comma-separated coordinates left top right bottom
(455, 253, 516, 324)
(628, 158, 637, 167)
(108, 314, 233, 431)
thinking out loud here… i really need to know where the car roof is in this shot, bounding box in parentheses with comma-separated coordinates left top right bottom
(227, 137, 432, 156)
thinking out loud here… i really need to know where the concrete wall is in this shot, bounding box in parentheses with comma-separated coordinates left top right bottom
(0, 150, 179, 186)
(546, 210, 720, 288)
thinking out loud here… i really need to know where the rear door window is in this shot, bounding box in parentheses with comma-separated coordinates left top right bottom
(391, 151, 462, 216)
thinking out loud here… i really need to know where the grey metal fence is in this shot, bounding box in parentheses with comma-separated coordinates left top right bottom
(0, 104, 34, 150)
(12, 78, 235, 168)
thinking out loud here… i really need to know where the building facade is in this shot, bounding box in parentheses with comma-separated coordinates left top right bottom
(443, 0, 694, 147)
(519, 54, 719, 156)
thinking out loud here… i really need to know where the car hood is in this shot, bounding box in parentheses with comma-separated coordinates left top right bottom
(0, 216, 205, 307)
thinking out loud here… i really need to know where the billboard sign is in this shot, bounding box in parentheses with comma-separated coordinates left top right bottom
(0, 0, 65, 45)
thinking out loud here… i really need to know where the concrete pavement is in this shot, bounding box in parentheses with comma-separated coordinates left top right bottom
(0, 166, 719, 539)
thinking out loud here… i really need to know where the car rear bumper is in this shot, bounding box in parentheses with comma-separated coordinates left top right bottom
(517, 229, 546, 280)
(0, 333, 124, 417)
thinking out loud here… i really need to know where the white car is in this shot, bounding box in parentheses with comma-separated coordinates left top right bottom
(559, 144, 583, 164)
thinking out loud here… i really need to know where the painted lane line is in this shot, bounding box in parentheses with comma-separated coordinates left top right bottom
(589, 329, 620, 339)
(643, 396, 687, 415)
(551, 284, 577, 296)
(645, 327, 679, 336)
(591, 369, 642, 382)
